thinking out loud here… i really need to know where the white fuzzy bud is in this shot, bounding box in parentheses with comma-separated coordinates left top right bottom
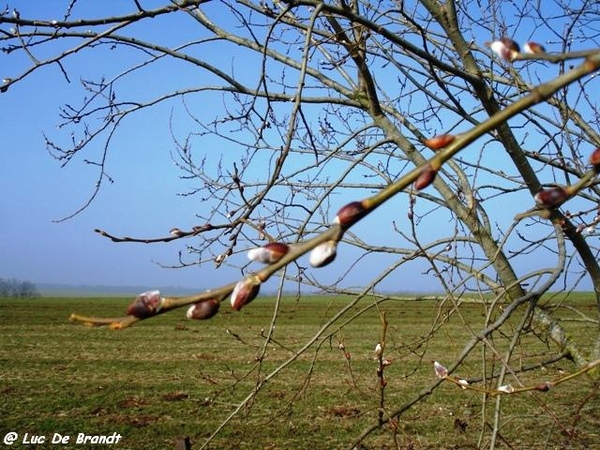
(497, 384, 514, 394)
(434, 361, 448, 378)
(458, 379, 469, 390)
(247, 242, 289, 264)
(309, 240, 337, 268)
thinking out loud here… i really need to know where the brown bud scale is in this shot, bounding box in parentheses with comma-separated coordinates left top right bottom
(424, 134, 455, 150)
(335, 201, 368, 228)
(589, 147, 600, 171)
(230, 276, 261, 311)
(534, 381, 552, 392)
(524, 41, 546, 54)
(248, 242, 290, 264)
(414, 165, 438, 191)
(263, 242, 290, 259)
(127, 290, 164, 318)
(187, 299, 220, 320)
(534, 186, 569, 208)
(487, 37, 520, 61)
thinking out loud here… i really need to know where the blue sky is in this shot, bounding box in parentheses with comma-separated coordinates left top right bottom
(0, 0, 341, 293)
(0, 1, 406, 293)
(0, 1, 595, 295)
(0, 63, 214, 289)
(0, 1, 239, 290)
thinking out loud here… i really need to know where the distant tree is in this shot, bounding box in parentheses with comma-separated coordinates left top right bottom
(2, 0, 600, 448)
(0, 278, 40, 298)
(18, 280, 40, 298)
(0, 278, 12, 297)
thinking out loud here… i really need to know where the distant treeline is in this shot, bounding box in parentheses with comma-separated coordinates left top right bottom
(0, 277, 40, 298)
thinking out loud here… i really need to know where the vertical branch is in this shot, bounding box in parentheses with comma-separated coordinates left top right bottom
(337, 332, 359, 388)
(376, 310, 388, 426)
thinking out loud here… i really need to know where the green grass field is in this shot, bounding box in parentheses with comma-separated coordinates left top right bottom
(1, 295, 599, 449)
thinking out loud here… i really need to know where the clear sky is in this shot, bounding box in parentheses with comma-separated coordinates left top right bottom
(0, 1, 595, 295)
(0, 61, 228, 290)
(0, 1, 409, 294)
(0, 1, 246, 292)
